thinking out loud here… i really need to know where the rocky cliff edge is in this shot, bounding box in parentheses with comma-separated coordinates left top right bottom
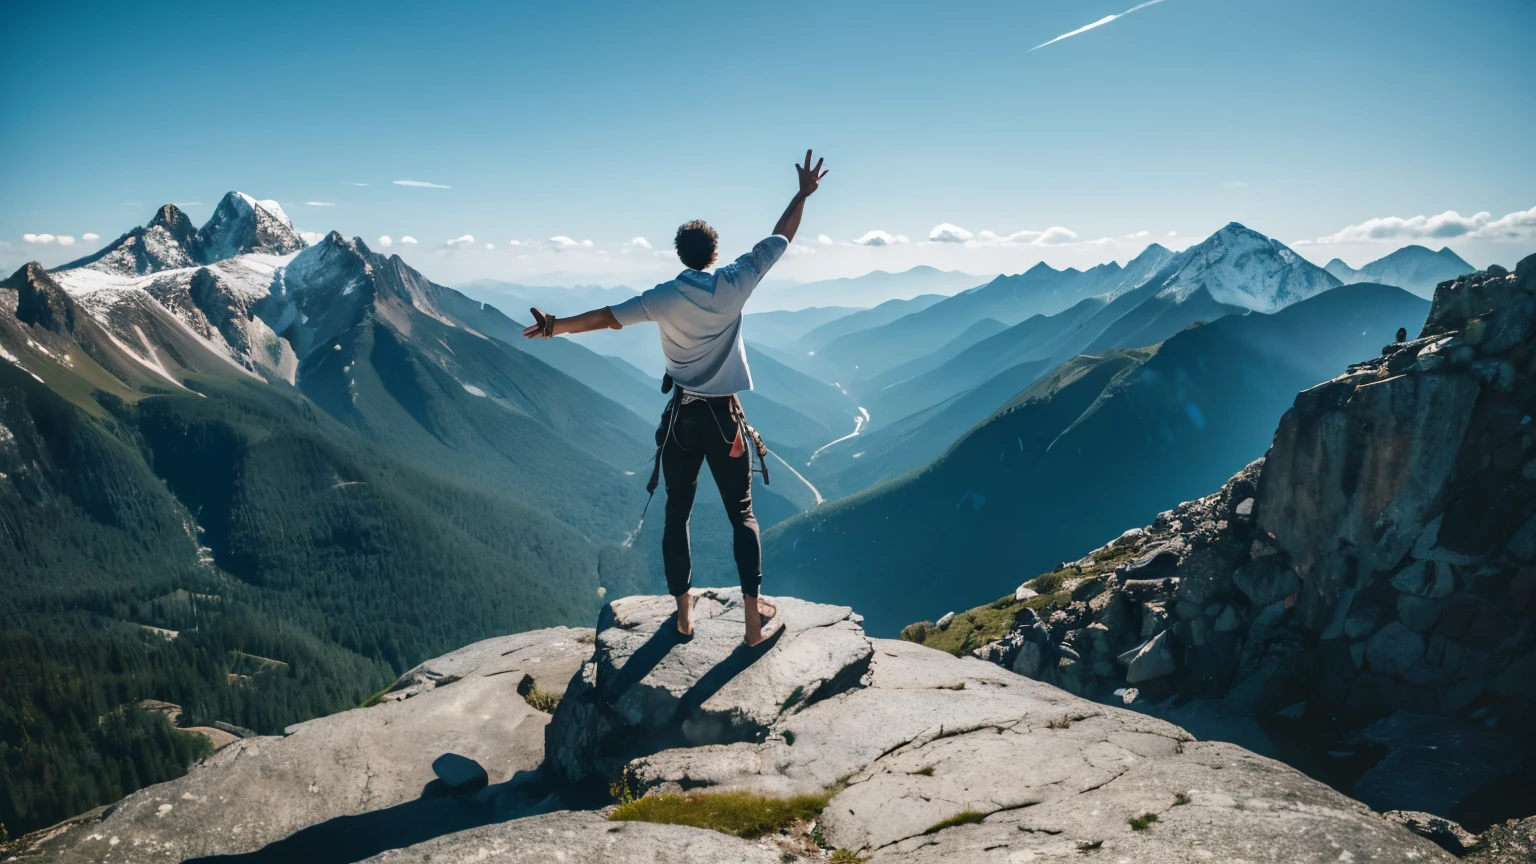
(9, 589, 1452, 863)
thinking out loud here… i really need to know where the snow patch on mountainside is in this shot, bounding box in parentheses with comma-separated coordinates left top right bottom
(235, 192, 293, 229)
(1147, 223, 1340, 313)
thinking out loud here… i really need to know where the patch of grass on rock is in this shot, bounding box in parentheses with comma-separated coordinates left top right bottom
(923, 810, 987, 835)
(1128, 813, 1159, 831)
(609, 790, 833, 839)
(517, 674, 559, 713)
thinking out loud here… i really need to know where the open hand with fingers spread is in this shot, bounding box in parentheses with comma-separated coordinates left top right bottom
(796, 149, 829, 198)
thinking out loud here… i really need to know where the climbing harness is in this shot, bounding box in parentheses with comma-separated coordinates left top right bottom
(640, 385, 770, 524)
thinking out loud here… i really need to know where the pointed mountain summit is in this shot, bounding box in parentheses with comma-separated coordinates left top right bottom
(1145, 222, 1340, 313)
(62, 203, 206, 275)
(199, 191, 305, 262)
(1324, 244, 1474, 298)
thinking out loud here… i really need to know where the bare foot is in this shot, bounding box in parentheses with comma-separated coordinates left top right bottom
(675, 591, 697, 637)
(744, 594, 783, 647)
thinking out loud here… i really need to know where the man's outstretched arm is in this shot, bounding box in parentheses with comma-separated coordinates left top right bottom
(771, 149, 829, 243)
(521, 306, 620, 339)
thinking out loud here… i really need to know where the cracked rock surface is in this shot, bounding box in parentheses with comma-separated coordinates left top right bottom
(360, 810, 783, 863)
(19, 603, 1454, 863)
(624, 635, 1452, 862)
(28, 627, 593, 864)
(545, 588, 872, 785)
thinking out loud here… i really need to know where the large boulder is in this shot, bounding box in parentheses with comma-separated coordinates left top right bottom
(544, 588, 872, 787)
(23, 627, 593, 864)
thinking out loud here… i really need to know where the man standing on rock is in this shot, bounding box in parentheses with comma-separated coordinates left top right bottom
(523, 150, 829, 647)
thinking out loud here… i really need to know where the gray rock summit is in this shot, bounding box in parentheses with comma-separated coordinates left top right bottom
(16, 591, 1452, 863)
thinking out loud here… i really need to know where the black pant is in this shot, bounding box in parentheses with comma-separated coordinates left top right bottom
(661, 397, 761, 597)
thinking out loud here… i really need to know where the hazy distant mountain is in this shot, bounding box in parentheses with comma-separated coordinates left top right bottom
(816, 245, 1173, 382)
(763, 283, 1430, 635)
(744, 306, 864, 352)
(1324, 244, 1473, 298)
(753, 265, 989, 312)
(798, 294, 946, 351)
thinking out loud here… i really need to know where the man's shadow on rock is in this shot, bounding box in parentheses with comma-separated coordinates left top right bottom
(185, 756, 551, 864)
(601, 620, 783, 759)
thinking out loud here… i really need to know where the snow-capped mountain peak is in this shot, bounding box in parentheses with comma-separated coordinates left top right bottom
(1147, 223, 1339, 313)
(200, 191, 305, 263)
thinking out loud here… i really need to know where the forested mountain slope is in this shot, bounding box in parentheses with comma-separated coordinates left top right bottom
(764, 283, 1430, 636)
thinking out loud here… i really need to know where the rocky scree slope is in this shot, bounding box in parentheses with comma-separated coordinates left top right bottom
(11, 591, 1455, 863)
(919, 254, 1536, 759)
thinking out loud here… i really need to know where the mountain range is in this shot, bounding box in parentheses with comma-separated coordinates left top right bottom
(0, 191, 1485, 837)
(1324, 244, 1474, 298)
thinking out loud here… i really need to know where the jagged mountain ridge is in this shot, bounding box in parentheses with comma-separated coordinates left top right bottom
(63, 192, 303, 277)
(1326, 244, 1475, 299)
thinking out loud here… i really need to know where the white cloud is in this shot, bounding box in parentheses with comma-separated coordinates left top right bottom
(23, 233, 56, 244)
(393, 180, 451, 189)
(306, 201, 336, 207)
(443, 235, 476, 248)
(967, 227, 1079, 247)
(928, 223, 974, 243)
(82, 232, 100, 241)
(507, 239, 523, 247)
(340, 181, 370, 186)
(173, 202, 202, 207)
(548, 236, 594, 250)
(56, 235, 75, 246)
(852, 230, 911, 247)
(1167, 230, 1178, 236)
(300, 231, 325, 245)
(485, 243, 495, 249)
(1029, 0, 1167, 52)
(377, 235, 394, 248)
(1298, 206, 1536, 246)
(627, 236, 652, 249)
(786, 242, 817, 257)
(401, 236, 418, 245)
(817, 234, 834, 246)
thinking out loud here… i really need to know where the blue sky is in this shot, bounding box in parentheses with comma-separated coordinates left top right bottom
(2, 0, 1533, 286)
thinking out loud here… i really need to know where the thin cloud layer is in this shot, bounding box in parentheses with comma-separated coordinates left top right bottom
(393, 180, 451, 189)
(1298, 205, 1536, 245)
(1030, 0, 1168, 52)
(306, 201, 336, 207)
(548, 236, 594, 250)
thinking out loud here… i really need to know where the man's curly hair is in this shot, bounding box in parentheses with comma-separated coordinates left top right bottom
(674, 220, 719, 271)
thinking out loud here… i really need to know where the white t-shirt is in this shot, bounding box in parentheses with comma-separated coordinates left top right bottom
(609, 235, 788, 396)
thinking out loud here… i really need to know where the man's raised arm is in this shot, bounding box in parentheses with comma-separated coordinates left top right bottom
(771, 149, 830, 243)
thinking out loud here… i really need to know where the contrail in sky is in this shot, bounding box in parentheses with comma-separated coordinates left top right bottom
(1029, 0, 1168, 52)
